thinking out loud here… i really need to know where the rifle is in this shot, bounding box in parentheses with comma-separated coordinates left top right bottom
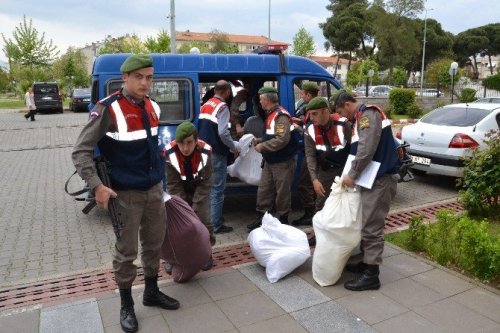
(66, 156, 126, 240)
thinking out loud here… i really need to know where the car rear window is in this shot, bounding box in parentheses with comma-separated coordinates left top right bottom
(420, 107, 492, 126)
(74, 89, 91, 96)
(34, 85, 58, 94)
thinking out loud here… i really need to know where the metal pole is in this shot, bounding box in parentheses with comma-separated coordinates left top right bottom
(451, 69, 455, 103)
(268, 0, 271, 40)
(419, 9, 428, 97)
(170, 0, 176, 53)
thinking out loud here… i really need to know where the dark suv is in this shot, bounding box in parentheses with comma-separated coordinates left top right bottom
(32, 82, 63, 113)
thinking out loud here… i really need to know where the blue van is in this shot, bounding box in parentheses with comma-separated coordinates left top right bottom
(90, 53, 344, 188)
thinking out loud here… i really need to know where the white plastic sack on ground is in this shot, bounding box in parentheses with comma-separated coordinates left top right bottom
(312, 177, 362, 286)
(227, 133, 262, 185)
(248, 212, 311, 283)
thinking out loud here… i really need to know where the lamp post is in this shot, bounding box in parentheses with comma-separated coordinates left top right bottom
(169, 0, 176, 53)
(419, 8, 433, 97)
(449, 61, 458, 103)
(12, 80, 16, 97)
(268, 0, 271, 40)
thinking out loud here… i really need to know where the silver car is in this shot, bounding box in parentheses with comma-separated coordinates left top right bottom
(397, 103, 500, 177)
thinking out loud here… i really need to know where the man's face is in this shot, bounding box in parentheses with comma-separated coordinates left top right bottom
(259, 95, 271, 111)
(122, 67, 154, 99)
(300, 90, 313, 103)
(336, 102, 354, 119)
(309, 108, 329, 126)
(177, 135, 197, 156)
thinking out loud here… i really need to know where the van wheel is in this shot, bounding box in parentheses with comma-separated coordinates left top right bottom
(58, 107, 64, 114)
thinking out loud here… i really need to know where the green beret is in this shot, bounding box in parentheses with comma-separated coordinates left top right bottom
(258, 86, 278, 94)
(175, 122, 197, 142)
(306, 97, 328, 111)
(120, 54, 153, 73)
(301, 81, 319, 93)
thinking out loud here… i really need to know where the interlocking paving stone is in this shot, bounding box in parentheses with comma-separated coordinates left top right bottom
(40, 298, 104, 333)
(238, 314, 308, 333)
(380, 278, 446, 309)
(217, 290, 286, 328)
(450, 288, 500, 323)
(336, 290, 408, 325)
(162, 302, 235, 333)
(0, 308, 40, 333)
(411, 268, 474, 297)
(414, 298, 499, 333)
(291, 301, 375, 333)
(373, 311, 444, 333)
(198, 269, 258, 301)
(238, 263, 330, 312)
(382, 253, 434, 277)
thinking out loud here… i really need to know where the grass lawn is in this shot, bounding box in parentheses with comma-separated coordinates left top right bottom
(0, 98, 25, 109)
(390, 114, 409, 120)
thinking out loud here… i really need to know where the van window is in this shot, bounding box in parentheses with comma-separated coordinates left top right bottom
(293, 79, 339, 112)
(33, 85, 58, 94)
(106, 78, 193, 123)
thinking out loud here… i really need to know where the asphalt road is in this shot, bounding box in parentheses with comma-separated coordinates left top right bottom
(0, 109, 458, 288)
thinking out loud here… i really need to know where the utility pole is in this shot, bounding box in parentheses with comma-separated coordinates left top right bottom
(419, 8, 433, 97)
(169, 0, 176, 53)
(268, 0, 271, 40)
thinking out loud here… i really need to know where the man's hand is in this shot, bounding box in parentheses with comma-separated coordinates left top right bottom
(235, 124, 244, 137)
(94, 184, 117, 210)
(232, 148, 240, 158)
(254, 143, 263, 153)
(342, 175, 355, 188)
(312, 179, 326, 197)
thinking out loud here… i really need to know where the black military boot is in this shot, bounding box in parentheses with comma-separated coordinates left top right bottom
(345, 261, 367, 274)
(279, 214, 289, 225)
(119, 288, 138, 333)
(291, 208, 315, 226)
(344, 264, 380, 291)
(247, 213, 264, 231)
(143, 275, 180, 310)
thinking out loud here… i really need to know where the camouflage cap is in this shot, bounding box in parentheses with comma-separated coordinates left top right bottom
(258, 86, 278, 94)
(306, 97, 329, 111)
(301, 81, 319, 93)
(175, 122, 197, 142)
(120, 54, 153, 73)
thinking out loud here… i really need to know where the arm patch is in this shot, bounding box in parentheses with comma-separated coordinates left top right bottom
(359, 116, 370, 129)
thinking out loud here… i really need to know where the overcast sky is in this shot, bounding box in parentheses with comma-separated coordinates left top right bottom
(1, 0, 499, 64)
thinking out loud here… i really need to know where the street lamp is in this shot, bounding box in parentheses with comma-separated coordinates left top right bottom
(419, 8, 433, 97)
(449, 61, 458, 103)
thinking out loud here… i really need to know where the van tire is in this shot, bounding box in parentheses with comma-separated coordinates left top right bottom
(58, 107, 64, 114)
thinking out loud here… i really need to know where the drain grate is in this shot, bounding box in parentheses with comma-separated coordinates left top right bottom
(0, 200, 463, 311)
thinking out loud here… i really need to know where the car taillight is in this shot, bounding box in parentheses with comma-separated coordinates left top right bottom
(448, 133, 479, 148)
(396, 127, 402, 140)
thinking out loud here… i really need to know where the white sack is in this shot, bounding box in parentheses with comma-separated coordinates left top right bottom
(227, 134, 262, 185)
(248, 212, 311, 283)
(312, 177, 362, 286)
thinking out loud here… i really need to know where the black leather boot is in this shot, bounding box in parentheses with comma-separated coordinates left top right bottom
(279, 214, 289, 225)
(119, 288, 138, 333)
(291, 208, 315, 226)
(345, 261, 367, 273)
(143, 275, 180, 310)
(247, 213, 264, 231)
(344, 264, 380, 291)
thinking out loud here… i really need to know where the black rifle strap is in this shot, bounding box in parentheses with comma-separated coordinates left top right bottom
(64, 170, 88, 197)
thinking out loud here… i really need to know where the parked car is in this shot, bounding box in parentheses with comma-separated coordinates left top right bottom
(416, 89, 444, 97)
(368, 85, 393, 96)
(69, 88, 91, 112)
(32, 82, 63, 113)
(472, 97, 500, 103)
(397, 103, 500, 177)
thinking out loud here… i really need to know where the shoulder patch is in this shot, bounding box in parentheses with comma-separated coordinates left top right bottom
(276, 123, 285, 134)
(359, 116, 370, 129)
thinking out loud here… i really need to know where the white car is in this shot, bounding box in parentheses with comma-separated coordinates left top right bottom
(397, 103, 500, 177)
(472, 97, 500, 103)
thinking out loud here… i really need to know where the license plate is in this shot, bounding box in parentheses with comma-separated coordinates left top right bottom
(83, 98, 90, 102)
(411, 155, 431, 166)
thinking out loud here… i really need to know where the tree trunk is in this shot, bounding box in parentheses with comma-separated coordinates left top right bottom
(334, 53, 340, 77)
(487, 53, 494, 75)
(472, 56, 479, 79)
(348, 51, 352, 71)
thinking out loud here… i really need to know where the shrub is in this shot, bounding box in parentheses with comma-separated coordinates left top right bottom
(482, 74, 500, 91)
(383, 104, 394, 119)
(407, 215, 427, 252)
(389, 88, 415, 115)
(458, 130, 500, 218)
(406, 103, 424, 119)
(459, 88, 477, 102)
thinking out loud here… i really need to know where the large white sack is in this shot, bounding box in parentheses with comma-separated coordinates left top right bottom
(227, 134, 262, 185)
(248, 212, 311, 283)
(312, 177, 362, 286)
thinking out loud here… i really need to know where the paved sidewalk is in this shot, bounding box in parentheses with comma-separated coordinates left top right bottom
(1, 243, 498, 333)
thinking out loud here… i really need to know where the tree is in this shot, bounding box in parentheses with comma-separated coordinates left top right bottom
(425, 58, 461, 87)
(387, 0, 424, 18)
(52, 47, 91, 93)
(1, 15, 59, 82)
(177, 41, 210, 54)
(98, 34, 147, 55)
(0, 67, 9, 93)
(454, 31, 488, 79)
(209, 30, 238, 54)
(291, 27, 315, 57)
(144, 29, 171, 53)
(392, 66, 408, 87)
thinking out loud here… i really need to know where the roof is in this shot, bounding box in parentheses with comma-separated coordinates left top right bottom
(309, 56, 355, 66)
(176, 31, 288, 46)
